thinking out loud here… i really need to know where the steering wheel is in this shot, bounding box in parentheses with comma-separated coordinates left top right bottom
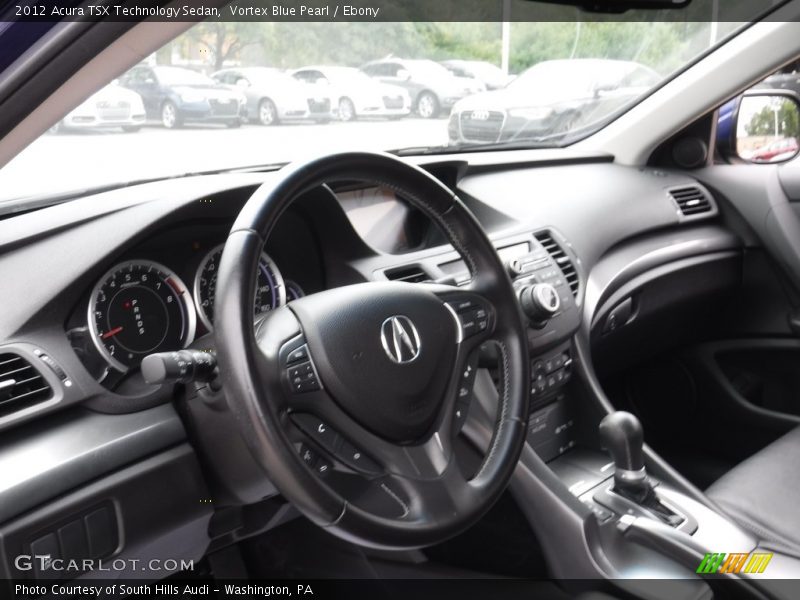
(215, 152, 530, 549)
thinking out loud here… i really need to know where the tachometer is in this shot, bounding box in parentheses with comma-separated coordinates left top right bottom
(88, 260, 196, 372)
(193, 244, 286, 331)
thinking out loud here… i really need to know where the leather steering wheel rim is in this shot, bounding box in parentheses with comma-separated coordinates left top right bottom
(215, 151, 530, 549)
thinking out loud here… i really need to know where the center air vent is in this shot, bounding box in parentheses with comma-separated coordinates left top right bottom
(534, 231, 579, 298)
(0, 353, 52, 414)
(669, 186, 713, 217)
(385, 265, 430, 284)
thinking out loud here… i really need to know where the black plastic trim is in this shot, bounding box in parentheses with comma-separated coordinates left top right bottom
(0, 403, 185, 524)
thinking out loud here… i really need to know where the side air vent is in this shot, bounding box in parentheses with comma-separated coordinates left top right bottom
(534, 231, 579, 297)
(669, 186, 713, 217)
(0, 353, 52, 414)
(385, 265, 430, 284)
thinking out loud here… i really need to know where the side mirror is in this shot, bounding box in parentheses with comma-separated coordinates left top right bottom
(718, 91, 800, 164)
(235, 78, 250, 89)
(396, 69, 411, 81)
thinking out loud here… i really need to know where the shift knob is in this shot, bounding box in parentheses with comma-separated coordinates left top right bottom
(599, 411, 646, 487)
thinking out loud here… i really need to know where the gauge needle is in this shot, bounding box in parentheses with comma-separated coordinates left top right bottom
(102, 326, 123, 339)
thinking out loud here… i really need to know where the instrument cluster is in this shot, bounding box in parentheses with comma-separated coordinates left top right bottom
(85, 244, 304, 375)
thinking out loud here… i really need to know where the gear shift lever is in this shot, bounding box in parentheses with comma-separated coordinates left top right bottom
(598, 411, 684, 526)
(598, 411, 648, 493)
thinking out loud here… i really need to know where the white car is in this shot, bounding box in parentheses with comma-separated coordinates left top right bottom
(50, 84, 145, 133)
(293, 66, 411, 121)
(213, 67, 337, 126)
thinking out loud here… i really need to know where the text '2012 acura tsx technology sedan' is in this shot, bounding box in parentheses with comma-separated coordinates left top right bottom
(3, 1, 800, 599)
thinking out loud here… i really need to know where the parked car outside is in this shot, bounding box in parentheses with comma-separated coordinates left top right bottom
(750, 137, 800, 162)
(292, 66, 411, 122)
(361, 58, 484, 119)
(50, 83, 146, 133)
(448, 58, 660, 144)
(119, 65, 246, 129)
(213, 67, 337, 125)
(440, 59, 514, 90)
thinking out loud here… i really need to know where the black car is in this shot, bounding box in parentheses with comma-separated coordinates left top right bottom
(448, 59, 660, 144)
(119, 65, 246, 129)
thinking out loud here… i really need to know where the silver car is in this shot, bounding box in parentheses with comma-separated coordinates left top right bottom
(212, 67, 336, 126)
(50, 83, 146, 133)
(292, 66, 411, 121)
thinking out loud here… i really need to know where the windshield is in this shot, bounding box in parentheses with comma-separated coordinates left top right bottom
(243, 69, 296, 86)
(404, 60, 454, 79)
(0, 15, 755, 203)
(155, 67, 214, 86)
(325, 68, 373, 85)
(507, 60, 660, 101)
(466, 62, 505, 79)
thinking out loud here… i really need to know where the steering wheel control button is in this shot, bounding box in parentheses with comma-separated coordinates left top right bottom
(280, 336, 323, 393)
(299, 444, 318, 468)
(446, 296, 494, 341)
(291, 413, 382, 476)
(450, 298, 475, 312)
(292, 414, 339, 451)
(315, 459, 332, 477)
(337, 440, 382, 476)
(455, 352, 480, 431)
(287, 360, 320, 393)
(286, 344, 309, 364)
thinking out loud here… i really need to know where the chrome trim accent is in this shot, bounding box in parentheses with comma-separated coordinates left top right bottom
(615, 466, 647, 482)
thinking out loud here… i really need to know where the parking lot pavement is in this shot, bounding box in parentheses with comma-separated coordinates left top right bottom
(0, 118, 450, 201)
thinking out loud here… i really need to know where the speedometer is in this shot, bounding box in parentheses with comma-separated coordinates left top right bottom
(88, 260, 196, 372)
(193, 244, 286, 331)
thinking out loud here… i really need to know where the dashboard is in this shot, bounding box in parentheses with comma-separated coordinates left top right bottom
(0, 154, 746, 582)
(0, 157, 736, 424)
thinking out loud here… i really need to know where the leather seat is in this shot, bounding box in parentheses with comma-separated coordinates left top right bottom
(705, 426, 800, 553)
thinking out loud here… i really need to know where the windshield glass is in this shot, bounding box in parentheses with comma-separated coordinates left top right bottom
(507, 60, 660, 102)
(0, 13, 755, 203)
(466, 62, 505, 79)
(242, 69, 296, 86)
(404, 60, 454, 79)
(324, 68, 373, 84)
(155, 67, 214, 86)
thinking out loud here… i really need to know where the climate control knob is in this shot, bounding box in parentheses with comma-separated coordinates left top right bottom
(518, 283, 561, 324)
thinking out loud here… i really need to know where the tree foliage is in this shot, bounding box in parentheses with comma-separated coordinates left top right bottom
(166, 20, 738, 78)
(183, 22, 264, 71)
(745, 100, 800, 138)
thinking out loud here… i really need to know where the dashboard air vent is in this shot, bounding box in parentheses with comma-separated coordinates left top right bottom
(534, 231, 579, 297)
(385, 265, 430, 284)
(669, 186, 712, 217)
(0, 353, 52, 414)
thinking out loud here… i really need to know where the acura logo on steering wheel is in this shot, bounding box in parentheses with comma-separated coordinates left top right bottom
(380, 315, 421, 364)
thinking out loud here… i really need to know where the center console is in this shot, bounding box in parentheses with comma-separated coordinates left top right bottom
(462, 230, 800, 598)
